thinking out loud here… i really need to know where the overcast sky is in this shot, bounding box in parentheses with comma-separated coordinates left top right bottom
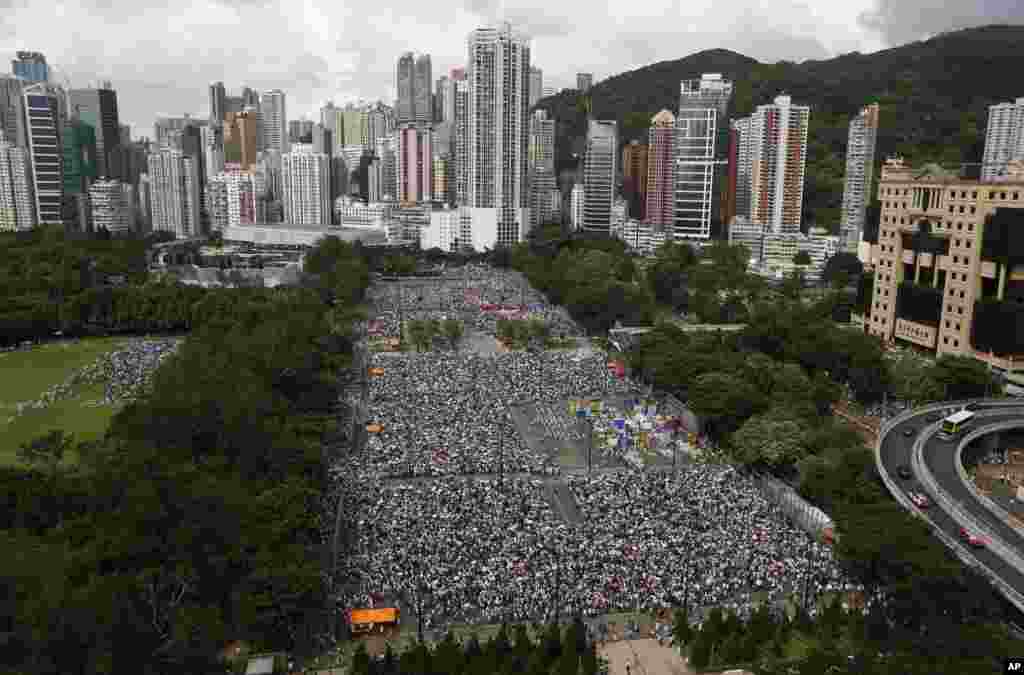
(1, 0, 1021, 141)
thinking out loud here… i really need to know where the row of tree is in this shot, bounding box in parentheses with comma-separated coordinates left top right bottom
(405, 318, 464, 351)
(350, 619, 599, 675)
(0, 236, 371, 673)
(495, 318, 551, 350)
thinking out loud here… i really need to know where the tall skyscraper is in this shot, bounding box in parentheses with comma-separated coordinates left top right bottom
(0, 77, 27, 149)
(674, 73, 732, 240)
(622, 140, 647, 220)
(282, 145, 331, 224)
(467, 24, 531, 247)
(320, 101, 338, 145)
(202, 124, 225, 178)
(223, 111, 259, 169)
(576, 73, 593, 93)
(367, 101, 395, 146)
(396, 53, 416, 124)
(341, 104, 369, 148)
(260, 89, 288, 154)
(454, 78, 470, 205)
(644, 110, 676, 228)
(0, 131, 35, 231)
(839, 103, 880, 252)
(397, 125, 432, 203)
(435, 76, 449, 122)
(23, 85, 64, 225)
(12, 52, 48, 83)
(241, 87, 259, 108)
(981, 97, 1024, 181)
(528, 109, 556, 228)
(581, 119, 617, 232)
(528, 67, 543, 108)
(414, 55, 433, 124)
(68, 87, 121, 180)
(376, 135, 397, 202)
(209, 82, 226, 125)
(62, 115, 97, 231)
(729, 117, 753, 223)
(148, 149, 200, 238)
(749, 94, 810, 234)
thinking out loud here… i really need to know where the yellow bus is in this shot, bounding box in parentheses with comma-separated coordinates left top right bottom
(940, 410, 975, 437)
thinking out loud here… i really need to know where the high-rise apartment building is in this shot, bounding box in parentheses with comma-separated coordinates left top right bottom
(12, 52, 48, 83)
(281, 144, 331, 224)
(674, 73, 733, 240)
(62, 116, 97, 196)
(209, 81, 226, 125)
(397, 125, 432, 203)
(645, 110, 676, 228)
(0, 131, 35, 230)
(259, 89, 288, 154)
(320, 101, 338, 145)
(341, 104, 369, 148)
(396, 53, 416, 124)
(581, 119, 617, 232)
(68, 87, 121, 180)
(839, 103, 880, 253)
(466, 24, 532, 247)
(435, 76, 450, 122)
(528, 109, 557, 228)
(367, 102, 395, 146)
(155, 115, 203, 150)
(622, 140, 647, 220)
(207, 166, 260, 231)
(89, 179, 132, 233)
(202, 124, 224, 179)
(529, 67, 543, 108)
(454, 78, 470, 205)
(224, 111, 259, 169)
(862, 158, 1024, 372)
(981, 98, 1024, 182)
(147, 149, 200, 238)
(727, 117, 753, 224)
(376, 135, 397, 202)
(241, 87, 259, 108)
(23, 85, 64, 225)
(414, 55, 433, 124)
(0, 77, 27, 149)
(746, 94, 810, 234)
(576, 73, 593, 93)
(570, 183, 585, 230)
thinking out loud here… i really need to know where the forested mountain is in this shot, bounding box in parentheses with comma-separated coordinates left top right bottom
(535, 24, 1024, 232)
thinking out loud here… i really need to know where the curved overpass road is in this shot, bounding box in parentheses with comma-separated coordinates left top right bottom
(878, 400, 1024, 609)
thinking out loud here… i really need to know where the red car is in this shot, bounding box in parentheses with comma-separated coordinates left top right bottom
(960, 527, 989, 548)
(908, 492, 930, 508)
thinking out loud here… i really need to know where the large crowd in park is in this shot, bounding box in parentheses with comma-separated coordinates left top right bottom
(8, 337, 182, 420)
(329, 266, 862, 631)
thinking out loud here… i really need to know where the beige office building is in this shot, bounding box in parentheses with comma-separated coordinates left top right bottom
(863, 157, 1024, 373)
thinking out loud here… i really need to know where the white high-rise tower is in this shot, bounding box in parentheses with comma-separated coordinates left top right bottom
(466, 23, 531, 248)
(282, 144, 330, 224)
(259, 89, 288, 154)
(839, 103, 880, 253)
(981, 98, 1024, 182)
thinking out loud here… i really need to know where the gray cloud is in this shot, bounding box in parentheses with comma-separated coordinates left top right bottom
(858, 0, 1024, 45)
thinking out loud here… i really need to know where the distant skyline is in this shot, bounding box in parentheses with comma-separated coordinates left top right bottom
(1, 0, 1021, 141)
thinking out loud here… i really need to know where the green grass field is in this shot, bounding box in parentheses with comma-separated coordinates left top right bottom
(0, 337, 127, 466)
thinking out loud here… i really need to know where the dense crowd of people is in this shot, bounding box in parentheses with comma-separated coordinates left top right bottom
(8, 337, 181, 421)
(364, 267, 581, 341)
(357, 350, 632, 478)
(330, 265, 859, 631)
(335, 467, 860, 629)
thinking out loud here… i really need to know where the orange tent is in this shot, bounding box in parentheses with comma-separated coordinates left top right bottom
(366, 423, 383, 433)
(369, 367, 385, 376)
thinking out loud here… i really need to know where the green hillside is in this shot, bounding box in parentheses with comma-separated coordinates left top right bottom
(535, 24, 1024, 233)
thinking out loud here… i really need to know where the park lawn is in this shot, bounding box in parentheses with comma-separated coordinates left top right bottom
(0, 338, 127, 466)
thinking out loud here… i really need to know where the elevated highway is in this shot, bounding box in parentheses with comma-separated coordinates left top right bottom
(875, 399, 1024, 611)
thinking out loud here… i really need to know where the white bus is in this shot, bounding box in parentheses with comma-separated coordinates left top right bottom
(939, 410, 975, 438)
